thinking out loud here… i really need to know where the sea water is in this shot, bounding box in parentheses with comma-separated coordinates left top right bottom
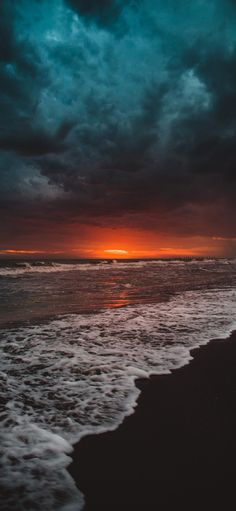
(0, 258, 236, 510)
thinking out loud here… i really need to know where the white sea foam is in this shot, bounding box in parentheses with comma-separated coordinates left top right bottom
(0, 258, 225, 277)
(0, 287, 236, 510)
(0, 262, 81, 277)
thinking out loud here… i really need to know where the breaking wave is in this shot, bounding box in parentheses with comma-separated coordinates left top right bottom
(0, 258, 232, 277)
(0, 286, 235, 510)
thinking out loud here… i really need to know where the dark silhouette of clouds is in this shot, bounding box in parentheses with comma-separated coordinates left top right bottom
(0, 0, 236, 249)
(65, 0, 123, 27)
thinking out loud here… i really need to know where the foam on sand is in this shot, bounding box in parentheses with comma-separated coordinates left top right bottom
(0, 287, 235, 510)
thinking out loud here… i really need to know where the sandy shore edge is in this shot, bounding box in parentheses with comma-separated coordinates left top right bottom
(69, 330, 236, 510)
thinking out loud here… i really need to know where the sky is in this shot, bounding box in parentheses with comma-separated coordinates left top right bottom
(0, 0, 236, 258)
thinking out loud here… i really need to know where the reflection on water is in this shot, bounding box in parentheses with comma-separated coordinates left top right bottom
(0, 259, 236, 326)
(104, 290, 131, 309)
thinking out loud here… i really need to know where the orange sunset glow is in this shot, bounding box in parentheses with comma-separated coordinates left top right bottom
(104, 249, 129, 256)
(69, 227, 228, 259)
(0, 232, 231, 259)
(1, 2, 236, 510)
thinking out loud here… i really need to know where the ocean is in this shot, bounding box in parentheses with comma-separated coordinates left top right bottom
(0, 258, 236, 510)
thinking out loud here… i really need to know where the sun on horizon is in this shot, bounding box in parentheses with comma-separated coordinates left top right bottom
(104, 249, 129, 256)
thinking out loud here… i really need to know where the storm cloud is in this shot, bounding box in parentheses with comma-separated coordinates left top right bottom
(1, 0, 236, 250)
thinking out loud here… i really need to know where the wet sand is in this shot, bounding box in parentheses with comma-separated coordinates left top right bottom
(69, 331, 236, 510)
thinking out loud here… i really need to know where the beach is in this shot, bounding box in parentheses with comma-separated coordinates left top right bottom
(0, 258, 236, 510)
(70, 330, 236, 510)
(2, 0, 236, 508)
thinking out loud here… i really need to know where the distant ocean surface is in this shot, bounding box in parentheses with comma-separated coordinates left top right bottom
(0, 258, 236, 510)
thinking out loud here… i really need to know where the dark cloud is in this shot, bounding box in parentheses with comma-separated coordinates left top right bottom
(1, 0, 236, 250)
(65, 0, 123, 27)
(0, 119, 75, 156)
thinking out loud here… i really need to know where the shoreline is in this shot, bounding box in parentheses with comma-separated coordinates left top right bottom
(69, 330, 236, 510)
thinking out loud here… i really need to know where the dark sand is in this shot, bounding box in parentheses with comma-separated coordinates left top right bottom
(69, 331, 236, 510)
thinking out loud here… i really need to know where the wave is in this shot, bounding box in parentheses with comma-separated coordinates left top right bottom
(0, 257, 231, 277)
(0, 286, 235, 510)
